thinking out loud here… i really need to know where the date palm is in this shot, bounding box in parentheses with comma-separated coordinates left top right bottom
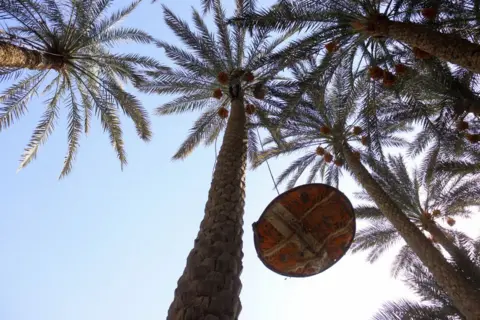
(139, 1, 290, 318)
(234, 0, 480, 74)
(253, 60, 409, 188)
(234, 1, 480, 146)
(254, 64, 480, 319)
(352, 155, 480, 284)
(374, 259, 466, 320)
(379, 58, 480, 176)
(0, 0, 161, 177)
(234, 0, 480, 147)
(374, 238, 480, 320)
(342, 143, 480, 319)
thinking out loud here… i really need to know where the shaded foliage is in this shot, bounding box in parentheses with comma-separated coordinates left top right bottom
(373, 244, 480, 320)
(232, 0, 480, 179)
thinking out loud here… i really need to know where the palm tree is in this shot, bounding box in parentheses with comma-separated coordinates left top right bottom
(139, 1, 290, 318)
(378, 57, 480, 167)
(374, 260, 466, 320)
(341, 137, 480, 319)
(253, 59, 409, 188)
(351, 155, 480, 284)
(254, 64, 480, 318)
(234, 0, 480, 74)
(374, 238, 480, 320)
(231, 2, 480, 148)
(232, 1, 480, 157)
(0, 0, 161, 177)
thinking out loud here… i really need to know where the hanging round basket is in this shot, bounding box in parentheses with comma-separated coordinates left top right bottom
(253, 183, 356, 278)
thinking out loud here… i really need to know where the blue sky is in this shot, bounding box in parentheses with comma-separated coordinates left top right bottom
(0, 1, 479, 319)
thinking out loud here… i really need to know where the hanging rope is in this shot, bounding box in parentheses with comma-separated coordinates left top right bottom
(212, 136, 218, 177)
(256, 127, 280, 195)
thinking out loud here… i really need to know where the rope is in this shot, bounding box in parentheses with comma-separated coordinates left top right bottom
(212, 136, 218, 177)
(256, 127, 280, 195)
(257, 126, 284, 279)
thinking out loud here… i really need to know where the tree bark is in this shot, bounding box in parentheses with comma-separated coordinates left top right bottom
(425, 221, 480, 285)
(371, 19, 480, 74)
(342, 144, 480, 320)
(0, 42, 64, 70)
(167, 97, 247, 320)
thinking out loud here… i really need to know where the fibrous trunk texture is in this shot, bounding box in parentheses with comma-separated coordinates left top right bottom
(372, 19, 480, 74)
(426, 221, 480, 285)
(0, 42, 63, 70)
(168, 97, 247, 320)
(342, 145, 480, 320)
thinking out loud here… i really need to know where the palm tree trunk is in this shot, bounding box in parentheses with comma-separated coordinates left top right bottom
(0, 42, 64, 70)
(342, 145, 480, 320)
(372, 19, 480, 73)
(167, 96, 247, 320)
(425, 221, 480, 284)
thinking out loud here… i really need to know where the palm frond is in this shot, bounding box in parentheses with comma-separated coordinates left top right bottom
(277, 152, 317, 189)
(60, 76, 83, 178)
(351, 222, 399, 263)
(354, 205, 387, 222)
(18, 76, 64, 170)
(391, 244, 417, 278)
(172, 108, 220, 160)
(0, 72, 49, 131)
(373, 299, 455, 320)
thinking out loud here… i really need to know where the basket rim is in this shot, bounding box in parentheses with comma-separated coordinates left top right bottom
(252, 183, 356, 278)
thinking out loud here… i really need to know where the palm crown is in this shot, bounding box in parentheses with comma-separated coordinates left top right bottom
(233, 0, 479, 72)
(352, 154, 480, 277)
(139, 1, 292, 161)
(234, 0, 480, 147)
(253, 61, 409, 188)
(377, 56, 480, 172)
(0, 0, 162, 177)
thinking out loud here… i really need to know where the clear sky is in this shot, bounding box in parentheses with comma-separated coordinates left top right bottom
(0, 1, 479, 320)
